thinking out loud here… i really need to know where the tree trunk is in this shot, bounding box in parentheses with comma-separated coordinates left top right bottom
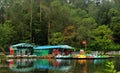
(30, 0, 33, 42)
(48, 19, 50, 45)
(40, 0, 42, 22)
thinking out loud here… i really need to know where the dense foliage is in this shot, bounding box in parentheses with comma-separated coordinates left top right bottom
(90, 25, 113, 51)
(0, 0, 120, 51)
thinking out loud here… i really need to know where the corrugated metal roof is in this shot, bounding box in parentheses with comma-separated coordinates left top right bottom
(34, 45, 73, 50)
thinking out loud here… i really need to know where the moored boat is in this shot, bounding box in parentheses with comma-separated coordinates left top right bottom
(56, 49, 114, 59)
(55, 55, 114, 59)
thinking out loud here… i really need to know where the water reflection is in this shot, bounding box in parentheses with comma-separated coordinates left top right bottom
(5, 58, 111, 73)
(75, 59, 109, 73)
(7, 59, 72, 72)
(8, 59, 36, 72)
(35, 59, 72, 71)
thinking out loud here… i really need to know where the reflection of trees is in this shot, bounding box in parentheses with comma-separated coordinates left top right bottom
(114, 57, 120, 72)
(87, 60, 108, 73)
(1, 59, 119, 73)
(0, 60, 8, 68)
(33, 69, 49, 73)
(64, 60, 84, 73)
(49, 59, 72, 67)
(47, 59, 75, 73)
(70, 60, 108, 73)
(0, 63, 17, 73)
(105, 61, 116, 73)
(0, 68, 16, 73)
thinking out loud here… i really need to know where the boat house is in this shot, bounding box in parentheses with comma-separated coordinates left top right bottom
(33, 45, 74, 56)
(9, 43, 74, 57)
(9, 43, 34, 56)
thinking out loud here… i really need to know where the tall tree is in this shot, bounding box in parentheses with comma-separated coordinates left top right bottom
(0, 21, 15, 50)
(63, 25, 77, 46)
(108, 8, 120, 43)
(90, 25, 113, 52)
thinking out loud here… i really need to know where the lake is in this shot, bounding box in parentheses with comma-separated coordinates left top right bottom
(0, 57, 120, 73)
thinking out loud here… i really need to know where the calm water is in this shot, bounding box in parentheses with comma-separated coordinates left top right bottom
(0, 57, 120, 73)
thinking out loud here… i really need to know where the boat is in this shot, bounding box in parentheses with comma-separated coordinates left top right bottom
(56, 49, 114, 59)
(55, 54, 72, 59)
(55, 55, 114, 59)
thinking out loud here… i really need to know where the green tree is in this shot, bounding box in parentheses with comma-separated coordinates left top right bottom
(95, 0, 114, 25)
(87, 1, 99, 21)
(108, 8, 120, 44)
(0, 0, 120, 49)
(90, 25, 113, 52)
(50, 32, 63, 45)
(0, 21, 15, 50)
(76, 17, 97, 48)
(114, 0, 120, 10)
(4, 0, 32, 43)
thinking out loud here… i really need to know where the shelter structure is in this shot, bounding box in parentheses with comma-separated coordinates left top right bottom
(34, 45, 74, 56)
(9, 43, 74, 57)
(9, 43, 34, 56)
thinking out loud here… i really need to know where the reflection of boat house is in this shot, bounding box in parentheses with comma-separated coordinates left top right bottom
(34, 45, 74, 56)
(8, 59, 72, 72)
(9, 43, 34, 56)
(9, 59, 36, 72)
(35, 59, 72, 71)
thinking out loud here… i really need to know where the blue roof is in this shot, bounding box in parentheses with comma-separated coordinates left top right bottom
(34, 45, 73, 50)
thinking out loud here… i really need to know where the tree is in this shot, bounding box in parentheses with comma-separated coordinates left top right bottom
(90, 25, 113, 52)
(4, 0, 32, 43)
(0, 0, 120, 50)
(108, 8, 120, 44)
(50, 32, 63, 45)
(87, 1, 99, 21)
(95, 0, 114, 25)
(76, 17, 97, 48)
(63, 25, 77, 46)
(0, 21, 15, 50)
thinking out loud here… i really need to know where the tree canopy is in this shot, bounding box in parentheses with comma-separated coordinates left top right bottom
(0, 0, 120, 51)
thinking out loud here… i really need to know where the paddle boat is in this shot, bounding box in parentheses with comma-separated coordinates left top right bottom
(55, 54, 72, 59)
(56, 49, 114, 59)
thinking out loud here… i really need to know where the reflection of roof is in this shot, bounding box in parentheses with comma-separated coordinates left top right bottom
(35, 59, 72, 71)
(36, 65, 72, 71)
(36, 65, 53, 70)
(34, 45, 73, 50)
(11, 43, 34, 48)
